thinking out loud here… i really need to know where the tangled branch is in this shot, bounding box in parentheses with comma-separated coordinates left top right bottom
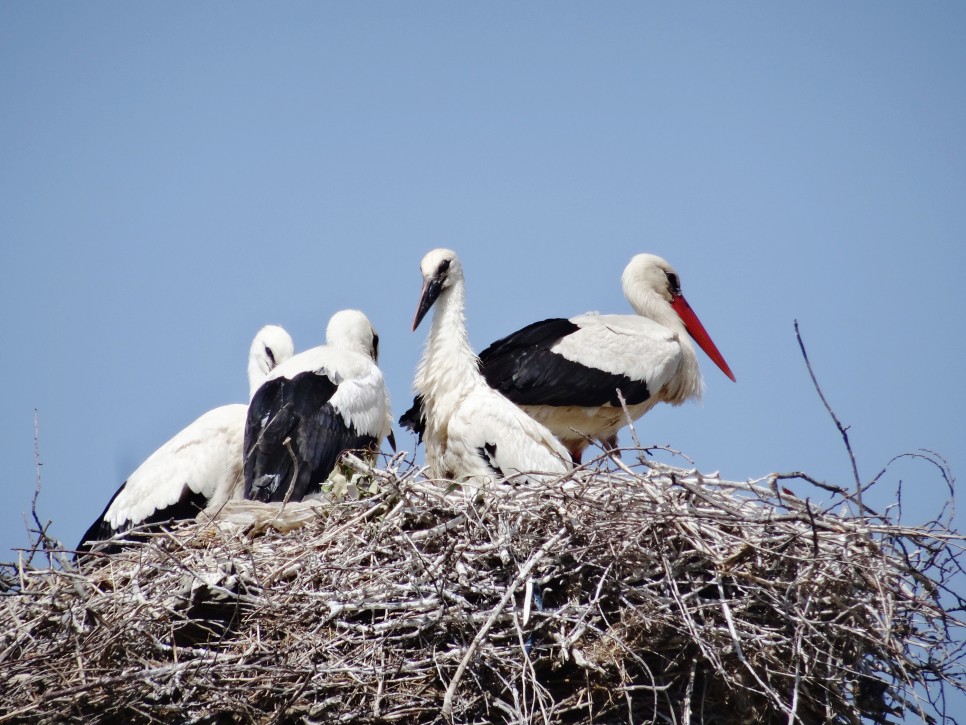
(1, 449, 963, 724)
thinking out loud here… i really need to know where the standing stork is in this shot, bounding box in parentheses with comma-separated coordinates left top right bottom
(244, 309, 391, 504)
(401, 253, 735, 462)
(479, 253, 734, 461)
(77, 325, 295, 554)
(410, 248, 572, 486)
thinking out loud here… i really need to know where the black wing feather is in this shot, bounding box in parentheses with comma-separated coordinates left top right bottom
(398, 394, 426, 441)
(478, 443, 504, 478)
(478, 318, 651, 407)
(76, 480, 207, 557)
(245, 371, 378, 503)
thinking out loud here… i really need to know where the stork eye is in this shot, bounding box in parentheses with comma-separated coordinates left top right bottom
(264, 345, 276, 366)
(666, 272, 681, 296)
(372, 333, 380, 362)
(437, 259, 451, 276)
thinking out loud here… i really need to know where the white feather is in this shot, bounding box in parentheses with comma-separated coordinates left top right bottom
(106, 404, 247, 529)
(554, 313, 686, 393)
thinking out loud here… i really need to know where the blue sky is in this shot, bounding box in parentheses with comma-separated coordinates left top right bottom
(2, 2, 965, 716)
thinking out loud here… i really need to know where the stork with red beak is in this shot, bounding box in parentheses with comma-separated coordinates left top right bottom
(401, 253, 734, 463)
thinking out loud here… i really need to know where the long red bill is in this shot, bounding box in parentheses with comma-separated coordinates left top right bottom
(670, 295, 736, 382)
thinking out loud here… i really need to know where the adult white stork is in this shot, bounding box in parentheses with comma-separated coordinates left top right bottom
(401, 253, 735, 462)
(244, 309, 392, 504)
(410, 248, 572, 486)
(77, 325, 295, 554)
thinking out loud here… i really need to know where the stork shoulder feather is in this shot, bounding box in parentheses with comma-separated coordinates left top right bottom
(329, 363, 391, 438)
(558, 314, 685, 384)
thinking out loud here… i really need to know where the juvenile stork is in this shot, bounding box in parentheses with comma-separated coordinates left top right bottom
(244, 309, 391, 503)
(410, 248, 571, 486)
(77, 325, 295, 554)
(401, 253, 735, 462)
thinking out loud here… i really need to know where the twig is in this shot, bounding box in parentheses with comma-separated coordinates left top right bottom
(27, 408, 57, 567)
(615, 388, 643, 453)
(794, 320, 864, 513)
(270, 437, 299, 523)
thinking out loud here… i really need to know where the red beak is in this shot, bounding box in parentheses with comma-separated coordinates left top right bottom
(670, 295, 736, 382)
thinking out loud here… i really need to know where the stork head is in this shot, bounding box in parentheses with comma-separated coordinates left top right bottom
(248, 324, 295, 399)
(622, 254, 736, 382)
(327, 309, 380, 362)
(413, 248, 462, 330)
(621, 254, 681, 306)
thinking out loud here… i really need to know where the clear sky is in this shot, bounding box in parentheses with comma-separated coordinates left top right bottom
(2, 3, 965, 716)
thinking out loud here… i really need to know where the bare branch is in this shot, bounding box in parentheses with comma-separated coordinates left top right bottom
(794, 320, 864, 513)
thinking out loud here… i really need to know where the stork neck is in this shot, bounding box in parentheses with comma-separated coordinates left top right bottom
(626, 287, 686, 334)
(247, 359, 269, 401)
(626, 286, 702, 402)
(417, 280, 483, 397)
(667, 334, 701, 402)
(327, 330, 372, 358)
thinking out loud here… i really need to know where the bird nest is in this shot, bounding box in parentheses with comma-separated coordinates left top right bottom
(1, 450, 964, 724)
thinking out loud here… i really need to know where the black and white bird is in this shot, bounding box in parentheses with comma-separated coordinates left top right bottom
(244, 309, 391, 504)
(410, 248, 572, 486)
(402, 253, 735, 462)
(77, 325, 295, 554)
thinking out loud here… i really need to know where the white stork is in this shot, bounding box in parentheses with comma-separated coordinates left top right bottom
(401, 253, 735, 463)
(77, 325, 295, 554)
(410, 248, 572, 486)
(243, 309, 392, 503)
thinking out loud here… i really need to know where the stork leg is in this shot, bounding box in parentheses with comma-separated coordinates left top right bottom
(567, 443, 584, 465)
(603, 434, 621, 459)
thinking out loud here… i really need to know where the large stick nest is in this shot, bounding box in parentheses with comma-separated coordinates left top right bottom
(2, 451, 964, 724)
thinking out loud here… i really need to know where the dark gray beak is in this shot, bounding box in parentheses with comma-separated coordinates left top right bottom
(412, 276, 444, 331)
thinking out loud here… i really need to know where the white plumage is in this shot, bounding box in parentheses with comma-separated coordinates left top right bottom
(473, 253, 736, 461)
(77, 325, 295, 553)
(243, 309, 391, 503)
(410, 248, 572, 486)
